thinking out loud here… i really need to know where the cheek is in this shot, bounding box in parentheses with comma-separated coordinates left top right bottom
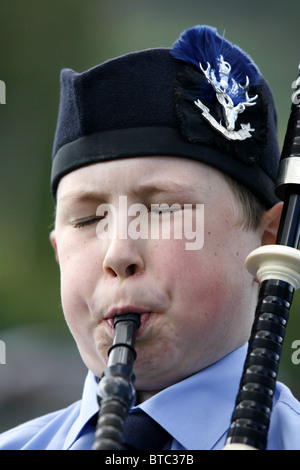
(160, 233, 249, 330)
(155, 240, 225, 322)
(58, 235, 98, 289)
(58, 249, 108, 374)
(57, 238, 98, 324)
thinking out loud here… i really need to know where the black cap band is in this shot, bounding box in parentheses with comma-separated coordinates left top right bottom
(51, 126, 278, 207)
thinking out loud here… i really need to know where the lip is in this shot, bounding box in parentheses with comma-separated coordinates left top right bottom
(104, 306, 154, 337)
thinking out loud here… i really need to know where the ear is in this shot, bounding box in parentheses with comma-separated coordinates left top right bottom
(260, 202, 283, 246)
(50, 230, 59, 264)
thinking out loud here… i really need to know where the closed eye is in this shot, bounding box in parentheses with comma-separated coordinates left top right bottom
(72, 216, 104, 228)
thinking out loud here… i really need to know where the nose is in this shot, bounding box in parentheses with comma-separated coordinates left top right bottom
(103, 237, 145, 279)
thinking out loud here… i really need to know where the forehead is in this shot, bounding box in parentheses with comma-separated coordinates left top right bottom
(56, 156, 230, 204)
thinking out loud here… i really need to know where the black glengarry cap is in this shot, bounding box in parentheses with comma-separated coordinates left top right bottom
(51, 25, 280, 208)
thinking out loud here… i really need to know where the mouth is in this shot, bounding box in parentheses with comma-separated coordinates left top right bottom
(104, 306, 153, 337)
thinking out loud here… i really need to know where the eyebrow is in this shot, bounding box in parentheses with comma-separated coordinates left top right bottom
(58, 181, 197, 205)
(131, 181, 196, 198)
(58, 189, 106, 205)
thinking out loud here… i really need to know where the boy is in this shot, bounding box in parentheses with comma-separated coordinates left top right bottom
(0, 25, 300, 450)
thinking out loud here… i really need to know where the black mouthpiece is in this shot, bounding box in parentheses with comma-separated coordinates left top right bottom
(113, 312, 141, 329)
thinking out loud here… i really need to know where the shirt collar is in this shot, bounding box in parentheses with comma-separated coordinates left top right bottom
(65, 344, 247, 450)
(64, 371, 99, 449)
(138, 344, 247, 450)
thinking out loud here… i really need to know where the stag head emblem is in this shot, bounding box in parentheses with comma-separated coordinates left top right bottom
(194, 56, 258, 141)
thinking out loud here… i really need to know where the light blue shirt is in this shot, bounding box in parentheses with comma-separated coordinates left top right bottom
(0, 344, 299, 450)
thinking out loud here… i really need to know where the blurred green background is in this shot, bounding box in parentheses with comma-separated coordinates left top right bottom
(0, 0, 300, 432)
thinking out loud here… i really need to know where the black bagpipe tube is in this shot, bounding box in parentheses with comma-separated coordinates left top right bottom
(224, 64, 300, 450)
(93, 312, 140, 450)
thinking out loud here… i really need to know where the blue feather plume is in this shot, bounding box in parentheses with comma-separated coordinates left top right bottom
(170, 25, 261, 104)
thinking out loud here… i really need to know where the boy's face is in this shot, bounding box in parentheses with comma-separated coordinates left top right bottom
(51, 156, 263, 394)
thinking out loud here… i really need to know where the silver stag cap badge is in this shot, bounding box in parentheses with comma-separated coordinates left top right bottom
(194, 56, 258, 141)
